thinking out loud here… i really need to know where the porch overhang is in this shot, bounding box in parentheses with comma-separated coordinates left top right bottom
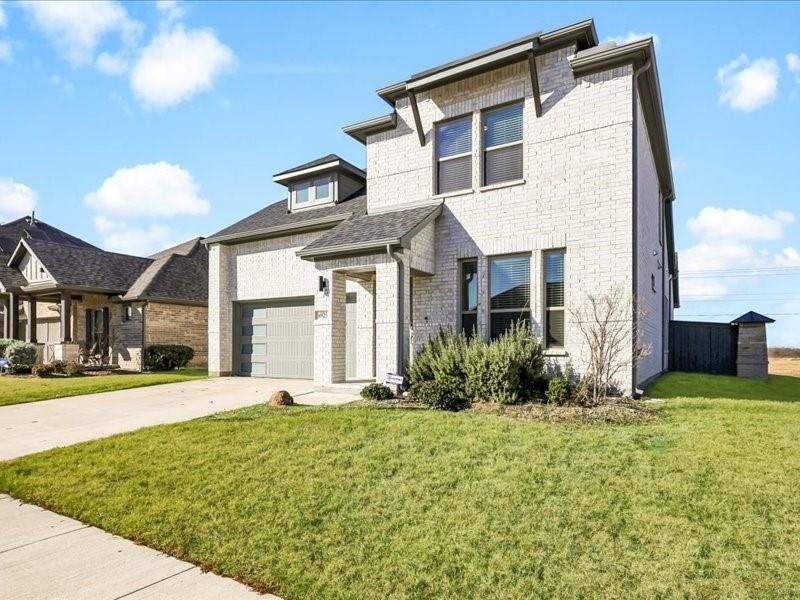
(296, 203, 442, 270)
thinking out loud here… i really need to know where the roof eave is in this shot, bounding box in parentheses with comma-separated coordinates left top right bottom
(273, 160, 366, 185)
(343, 112, 397, 144)
(296, 238, 401, 261)
(203, 213, 354, 246)
(118, 295, 207, 307)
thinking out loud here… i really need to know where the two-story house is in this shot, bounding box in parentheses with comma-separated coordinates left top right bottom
(205, 18, 678, 393)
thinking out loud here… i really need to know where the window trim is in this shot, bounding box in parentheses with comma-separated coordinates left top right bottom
(542, 248, 566, 349)
(480, 100, 524, 187)
(459, 258, 478, 336)
(488, 252, 531, 339)
(291, 174, 335, 210)
(433, 112, 474, 195)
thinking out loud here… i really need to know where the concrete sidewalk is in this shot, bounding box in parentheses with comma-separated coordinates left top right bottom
(0, 495, 277, 600)
(0, 377, 356, 460)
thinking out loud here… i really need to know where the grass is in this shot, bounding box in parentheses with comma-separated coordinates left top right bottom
(0, 368, 207, 407)
(1, 373, 800, 599)
(649, 370, 800, 402)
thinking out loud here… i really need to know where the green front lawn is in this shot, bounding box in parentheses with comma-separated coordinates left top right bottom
(0, 368, 207, 407)
(1, 373, 799, 598)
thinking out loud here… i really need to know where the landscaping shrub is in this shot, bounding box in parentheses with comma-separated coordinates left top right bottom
(50, 360, 66, 374)
(546, 376, 572, 405)
(0, 338, 15, 358)
(64, 362, 85, 376)
(143, 345, 195, 371)
(4, 341, 38, 374)
(360, 383, 395, 401)
(32, 363, 56, 378)
(463, 320, 545, 404)
(410, 379, 470, 411)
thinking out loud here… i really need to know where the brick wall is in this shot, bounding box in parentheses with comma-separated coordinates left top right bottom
(112, 301, 144, 370)
(144, 302, 208, 367)
(366, 45, 638, 392)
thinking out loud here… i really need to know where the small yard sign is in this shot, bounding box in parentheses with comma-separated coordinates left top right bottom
(385, 373, 405, 386)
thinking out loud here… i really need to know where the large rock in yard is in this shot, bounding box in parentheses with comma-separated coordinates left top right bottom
(267, 390, 294, 406)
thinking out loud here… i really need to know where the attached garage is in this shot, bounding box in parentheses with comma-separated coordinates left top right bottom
(236, 298, 314, 378)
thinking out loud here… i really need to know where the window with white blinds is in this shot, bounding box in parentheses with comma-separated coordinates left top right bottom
(460, 259, 478, 336)
(544, 250, 565, 348)
(482, 102, 523, 186)
(436, 115, 472, 194)
(489, 254, 530, 339)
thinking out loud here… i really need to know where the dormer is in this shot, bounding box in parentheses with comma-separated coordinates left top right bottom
(273, 154, 366, 212)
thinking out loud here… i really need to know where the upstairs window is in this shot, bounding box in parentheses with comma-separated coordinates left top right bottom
(544, 250, 565, 348)
(294, 182, 310, 204)
(489, 254, 530, 339)
(436, 115, 472, 194)
(315, 178, 330, 200)
(482, 102, 523, 186)
(460, 259, 478, 336)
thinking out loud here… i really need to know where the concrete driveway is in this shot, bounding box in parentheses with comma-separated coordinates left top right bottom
(0, 377, 355, 460)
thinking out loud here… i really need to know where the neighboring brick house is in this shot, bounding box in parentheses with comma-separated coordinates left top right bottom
(0, 216, 208, 370)
(206, 18, 679, 393)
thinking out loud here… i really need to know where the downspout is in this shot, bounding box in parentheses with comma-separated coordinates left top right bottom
(631, 58, 652, 394)
(386, 243, 405, 377)
(141, 300, 147, 373)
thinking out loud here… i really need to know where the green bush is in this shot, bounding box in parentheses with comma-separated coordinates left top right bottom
(4, 341, 38, 374)
(546, 376, 572, 405)
(32, 363, 56, 378)
(64, 362, 85, 376)
(463, 320, 545, 405)
(360, 383, 395, 401)
(0, 338, 15, 358)
(143, 345, 195, 371)
(407, 330, 470, 409)
(50, 360, 66, 374)
(410, 379, 470, 411)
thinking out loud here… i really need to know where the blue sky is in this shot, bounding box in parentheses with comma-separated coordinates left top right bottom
(1, 1, 799, 344)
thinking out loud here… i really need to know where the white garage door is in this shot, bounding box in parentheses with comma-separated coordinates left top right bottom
(237, 298, 314, 379)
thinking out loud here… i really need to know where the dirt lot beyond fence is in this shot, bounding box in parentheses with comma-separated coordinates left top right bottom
(769, 353, 800, 377)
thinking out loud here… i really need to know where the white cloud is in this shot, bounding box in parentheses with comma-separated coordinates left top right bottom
(671, 158, 687, 172)
(688, 206, 794, 242)
(130, 25, 234, 108)
(774, 247, 800, 267)
(48, 74, 75, 94)
(604, 32, 660, 47)
(717, 54, 779, 111)
(156, 0, 186, 26)
(0, 40, 9, 62)
(93, 215, 176, 256)
(95, 51, 128, 74)
(19, 0, 142, 64)
(787, 53, 800, 82)
(0, 1, 6, 29)
(0, 177, 37, 222)
(84, 162, 210, 218)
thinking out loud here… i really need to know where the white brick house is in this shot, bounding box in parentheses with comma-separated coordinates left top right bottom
(205, 18, 679, 393)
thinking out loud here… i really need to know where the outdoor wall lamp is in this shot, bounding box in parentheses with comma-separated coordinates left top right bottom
(318, 276, 328, 293)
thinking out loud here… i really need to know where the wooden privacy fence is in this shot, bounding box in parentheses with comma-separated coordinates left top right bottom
(669, 320, 738, 375)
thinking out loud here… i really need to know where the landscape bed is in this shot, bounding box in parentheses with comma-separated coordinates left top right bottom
(1, 372, 799, 598)
(0, 368, 208, 407)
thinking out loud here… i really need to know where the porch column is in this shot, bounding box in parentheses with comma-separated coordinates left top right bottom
(60, 293, 72, 342)
(313, 270, 347, 386)
(375, 257, 411, 382)
(0, 296, 7, 339)
(24, 297, 37, 343)
(8, 292, 20, 340)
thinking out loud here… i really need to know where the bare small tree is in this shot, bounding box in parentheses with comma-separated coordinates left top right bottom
(570, 287, 651, 404)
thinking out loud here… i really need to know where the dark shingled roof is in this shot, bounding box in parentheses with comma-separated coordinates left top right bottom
(122, 238, 208, 303)
(21, 238, 152, 292)
(0, 252, 27, 291)
(0, 216, 95, 254)
(205, 191, 367, 243)
(731, 311, 776, 324)
(298, 203, 441, 257)
(273, 154, 364, 178)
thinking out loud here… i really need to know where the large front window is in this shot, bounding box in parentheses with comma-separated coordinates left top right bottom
(482, 102, 523, 186)
(489, 255, 530, 339)
(460, 259, 478, 336)
(544, 250, 565, 348)
(436, 115, 472, 194)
